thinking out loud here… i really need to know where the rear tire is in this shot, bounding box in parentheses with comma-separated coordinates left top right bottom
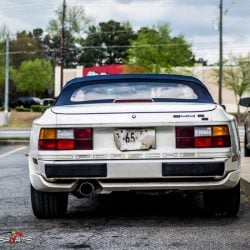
(244, 134, 250, 157)
(31, 184, 68, 219)
(203, 182, 240, 216)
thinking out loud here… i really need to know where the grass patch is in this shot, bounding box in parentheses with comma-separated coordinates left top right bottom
(8, 111, 42, 128)
(31, 105, 49, 112)
(15, 106, 32, 112)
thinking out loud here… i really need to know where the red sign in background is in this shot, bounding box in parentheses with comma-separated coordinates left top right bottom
(82, 64, 143, 77)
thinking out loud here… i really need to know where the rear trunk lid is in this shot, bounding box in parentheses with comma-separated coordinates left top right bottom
(52, 102, 216, 126)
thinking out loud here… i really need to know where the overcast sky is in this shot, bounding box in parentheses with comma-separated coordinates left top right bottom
(1, 0, 250, 64)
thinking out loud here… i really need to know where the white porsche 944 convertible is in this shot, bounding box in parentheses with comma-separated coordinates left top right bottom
(29, 74, 240, 218)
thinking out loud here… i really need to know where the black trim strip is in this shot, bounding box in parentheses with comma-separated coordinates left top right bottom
(45, 164, 107, 178)
(162, 162, 224, 176)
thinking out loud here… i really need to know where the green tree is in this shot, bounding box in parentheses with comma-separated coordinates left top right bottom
(0, 27, 21, 104)
(46, 4, 92, 67)
(14, 59, 53, 96)
(127, 23, 195, 73)
(0, 26, 7, 87)
(29, 28, 50, 60)
(222, 55, 250, 114)
(80, 20, 136, 66)
(43, 30, 79, 67)
(80, 25, 104, 66)
(10, 31, 42, 69)
(47, 4, 92, 37)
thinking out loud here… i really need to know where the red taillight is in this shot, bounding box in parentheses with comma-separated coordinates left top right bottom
(75, 128, 92, 138)
(212, 136, 231, 147)
(38, 128, 93, 150)
(39, 139, 57, 150)
(75, 139, 93, 150)
(176, 126, 231, 148)
(75, 128, 93, 150)
(57, 139, 74, 150)
(195, 137, 211, 148)
(176, 138, 194, 148)
(176, 127, 194, 137)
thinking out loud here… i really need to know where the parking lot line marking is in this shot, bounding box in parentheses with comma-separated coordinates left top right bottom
(0, 146, 27, 159)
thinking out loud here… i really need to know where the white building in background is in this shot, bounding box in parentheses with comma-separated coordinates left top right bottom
(54, 66, 84, 97)
(54, 65, 247, 113)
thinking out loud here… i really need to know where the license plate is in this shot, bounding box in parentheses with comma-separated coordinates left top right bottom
(114, 128, 156, 151)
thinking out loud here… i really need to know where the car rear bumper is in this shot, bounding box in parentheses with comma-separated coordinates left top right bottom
(29, 158, 240, 193)
(30, 170, 240, 192)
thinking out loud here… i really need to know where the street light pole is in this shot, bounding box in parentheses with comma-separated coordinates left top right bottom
(218, 0, 223, 105)
(4, 32, 9, 126)
(60, 0, 66, 91)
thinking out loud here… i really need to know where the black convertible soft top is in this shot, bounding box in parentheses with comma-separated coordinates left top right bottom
(55, 74, 214, 106)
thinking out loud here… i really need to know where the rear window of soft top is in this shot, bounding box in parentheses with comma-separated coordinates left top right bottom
(56, 80, 214, 105)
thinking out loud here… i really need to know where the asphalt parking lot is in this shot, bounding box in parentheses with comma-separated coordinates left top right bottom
(0, 144, 249, 249)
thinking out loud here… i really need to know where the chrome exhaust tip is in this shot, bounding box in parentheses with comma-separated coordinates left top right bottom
(78, 182, 96, 198)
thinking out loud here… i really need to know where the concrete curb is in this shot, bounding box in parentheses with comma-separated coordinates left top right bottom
(0, 128, 30, 145)
(0, 139, 29, 145)
(240, 156, 250, 198)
